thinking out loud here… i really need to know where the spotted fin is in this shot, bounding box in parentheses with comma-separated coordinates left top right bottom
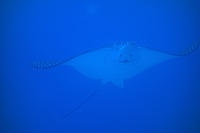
(174, 42, 200, 56)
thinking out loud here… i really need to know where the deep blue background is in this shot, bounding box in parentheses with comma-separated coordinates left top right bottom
(1, 0, 200, 133)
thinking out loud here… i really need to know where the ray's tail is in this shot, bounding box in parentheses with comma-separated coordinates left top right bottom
(64, 88, 99, 118)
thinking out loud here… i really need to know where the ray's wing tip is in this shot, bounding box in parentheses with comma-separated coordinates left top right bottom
(32, 62, 47, 69)
(183, 42, 200, 56)
(32, 62, 57, 69)
(32, 62, 41, 69)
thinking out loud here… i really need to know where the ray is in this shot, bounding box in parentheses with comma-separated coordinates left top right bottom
(33, 42, 199, 88)
(33, 42, 199, 117)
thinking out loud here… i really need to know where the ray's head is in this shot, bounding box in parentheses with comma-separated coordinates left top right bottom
(114, 42, 137, 63)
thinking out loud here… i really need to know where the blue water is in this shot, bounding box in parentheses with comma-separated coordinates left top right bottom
(2, 0, 200, 133)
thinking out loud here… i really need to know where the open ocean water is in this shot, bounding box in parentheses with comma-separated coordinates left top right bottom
(1, 0, 200, 133)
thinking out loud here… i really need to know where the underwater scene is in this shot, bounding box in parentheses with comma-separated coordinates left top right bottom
(1, 0, 200, 133)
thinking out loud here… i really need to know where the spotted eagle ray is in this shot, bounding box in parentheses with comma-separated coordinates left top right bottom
(34, 42, 199, 88)
(34, 42, 199, 117)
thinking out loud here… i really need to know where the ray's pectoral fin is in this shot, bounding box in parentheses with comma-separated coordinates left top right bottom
(111, 79, 124, 88)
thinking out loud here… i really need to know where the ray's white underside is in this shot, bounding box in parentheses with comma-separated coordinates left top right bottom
(65, 45, 175, 88)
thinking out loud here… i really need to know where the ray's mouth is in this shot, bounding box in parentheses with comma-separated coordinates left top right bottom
(119, 59, 130, 63)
